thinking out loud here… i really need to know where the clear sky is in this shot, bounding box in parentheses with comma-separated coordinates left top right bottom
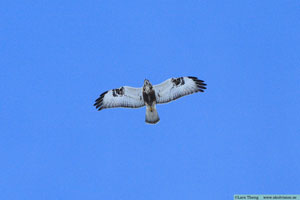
(1, 0, 300, 199)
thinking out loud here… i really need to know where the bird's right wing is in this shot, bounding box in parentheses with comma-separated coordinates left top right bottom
(94, 86, 145, 110)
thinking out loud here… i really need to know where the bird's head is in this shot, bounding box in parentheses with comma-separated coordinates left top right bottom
(144, 79, 150, 85)
(143, 79, 153, 93)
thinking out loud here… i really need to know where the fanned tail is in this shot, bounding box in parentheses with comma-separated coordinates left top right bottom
(145, 105, 160, 124)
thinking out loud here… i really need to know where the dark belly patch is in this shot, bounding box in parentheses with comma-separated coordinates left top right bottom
(143, 90, 156, 106)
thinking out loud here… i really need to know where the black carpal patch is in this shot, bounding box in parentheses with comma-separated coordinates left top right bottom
(112, 89, 117, 97)
(115, 87, 124, 95)
(172, 77, 185, 86)
(112, 87, 125, 97)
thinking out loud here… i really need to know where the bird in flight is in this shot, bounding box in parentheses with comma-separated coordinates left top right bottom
(94, 76, 207, 124)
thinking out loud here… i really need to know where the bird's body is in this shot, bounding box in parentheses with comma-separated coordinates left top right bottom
(94, 76, 207, 124)
(142, 79, 159, 124)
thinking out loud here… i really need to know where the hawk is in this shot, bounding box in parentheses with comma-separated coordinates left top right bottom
(94, 76, 207, 124)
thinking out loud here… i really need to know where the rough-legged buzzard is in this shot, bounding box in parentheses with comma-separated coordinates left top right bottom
(94, 76, 207, 124)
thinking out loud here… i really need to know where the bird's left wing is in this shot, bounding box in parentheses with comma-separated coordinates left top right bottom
(153, 76, 207, 104)
(94, 86, 145, 110)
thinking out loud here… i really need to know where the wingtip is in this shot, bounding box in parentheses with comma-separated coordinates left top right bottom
(188, 76, 207, 92)
(94, 90, 108, 111)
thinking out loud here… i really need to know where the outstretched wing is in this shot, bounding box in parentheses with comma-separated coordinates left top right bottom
(153, 76, 207, 104)
(94, 86, 145, 110)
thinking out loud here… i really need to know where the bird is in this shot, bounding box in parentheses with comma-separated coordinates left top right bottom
(94, 76, 207, 124)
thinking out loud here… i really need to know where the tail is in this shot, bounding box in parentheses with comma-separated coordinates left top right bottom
(145, 105, 160, 124)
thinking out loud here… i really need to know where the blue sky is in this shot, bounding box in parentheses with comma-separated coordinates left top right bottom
(1, 0, 300, 199)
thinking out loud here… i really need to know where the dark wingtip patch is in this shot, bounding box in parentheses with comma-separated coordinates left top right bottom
(188, 76, 197, 80)
(98, 107, 104, 111)
(198, 86, 207, 90)
(94, 91, 108, 111)
(188, 76, 207, 92)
